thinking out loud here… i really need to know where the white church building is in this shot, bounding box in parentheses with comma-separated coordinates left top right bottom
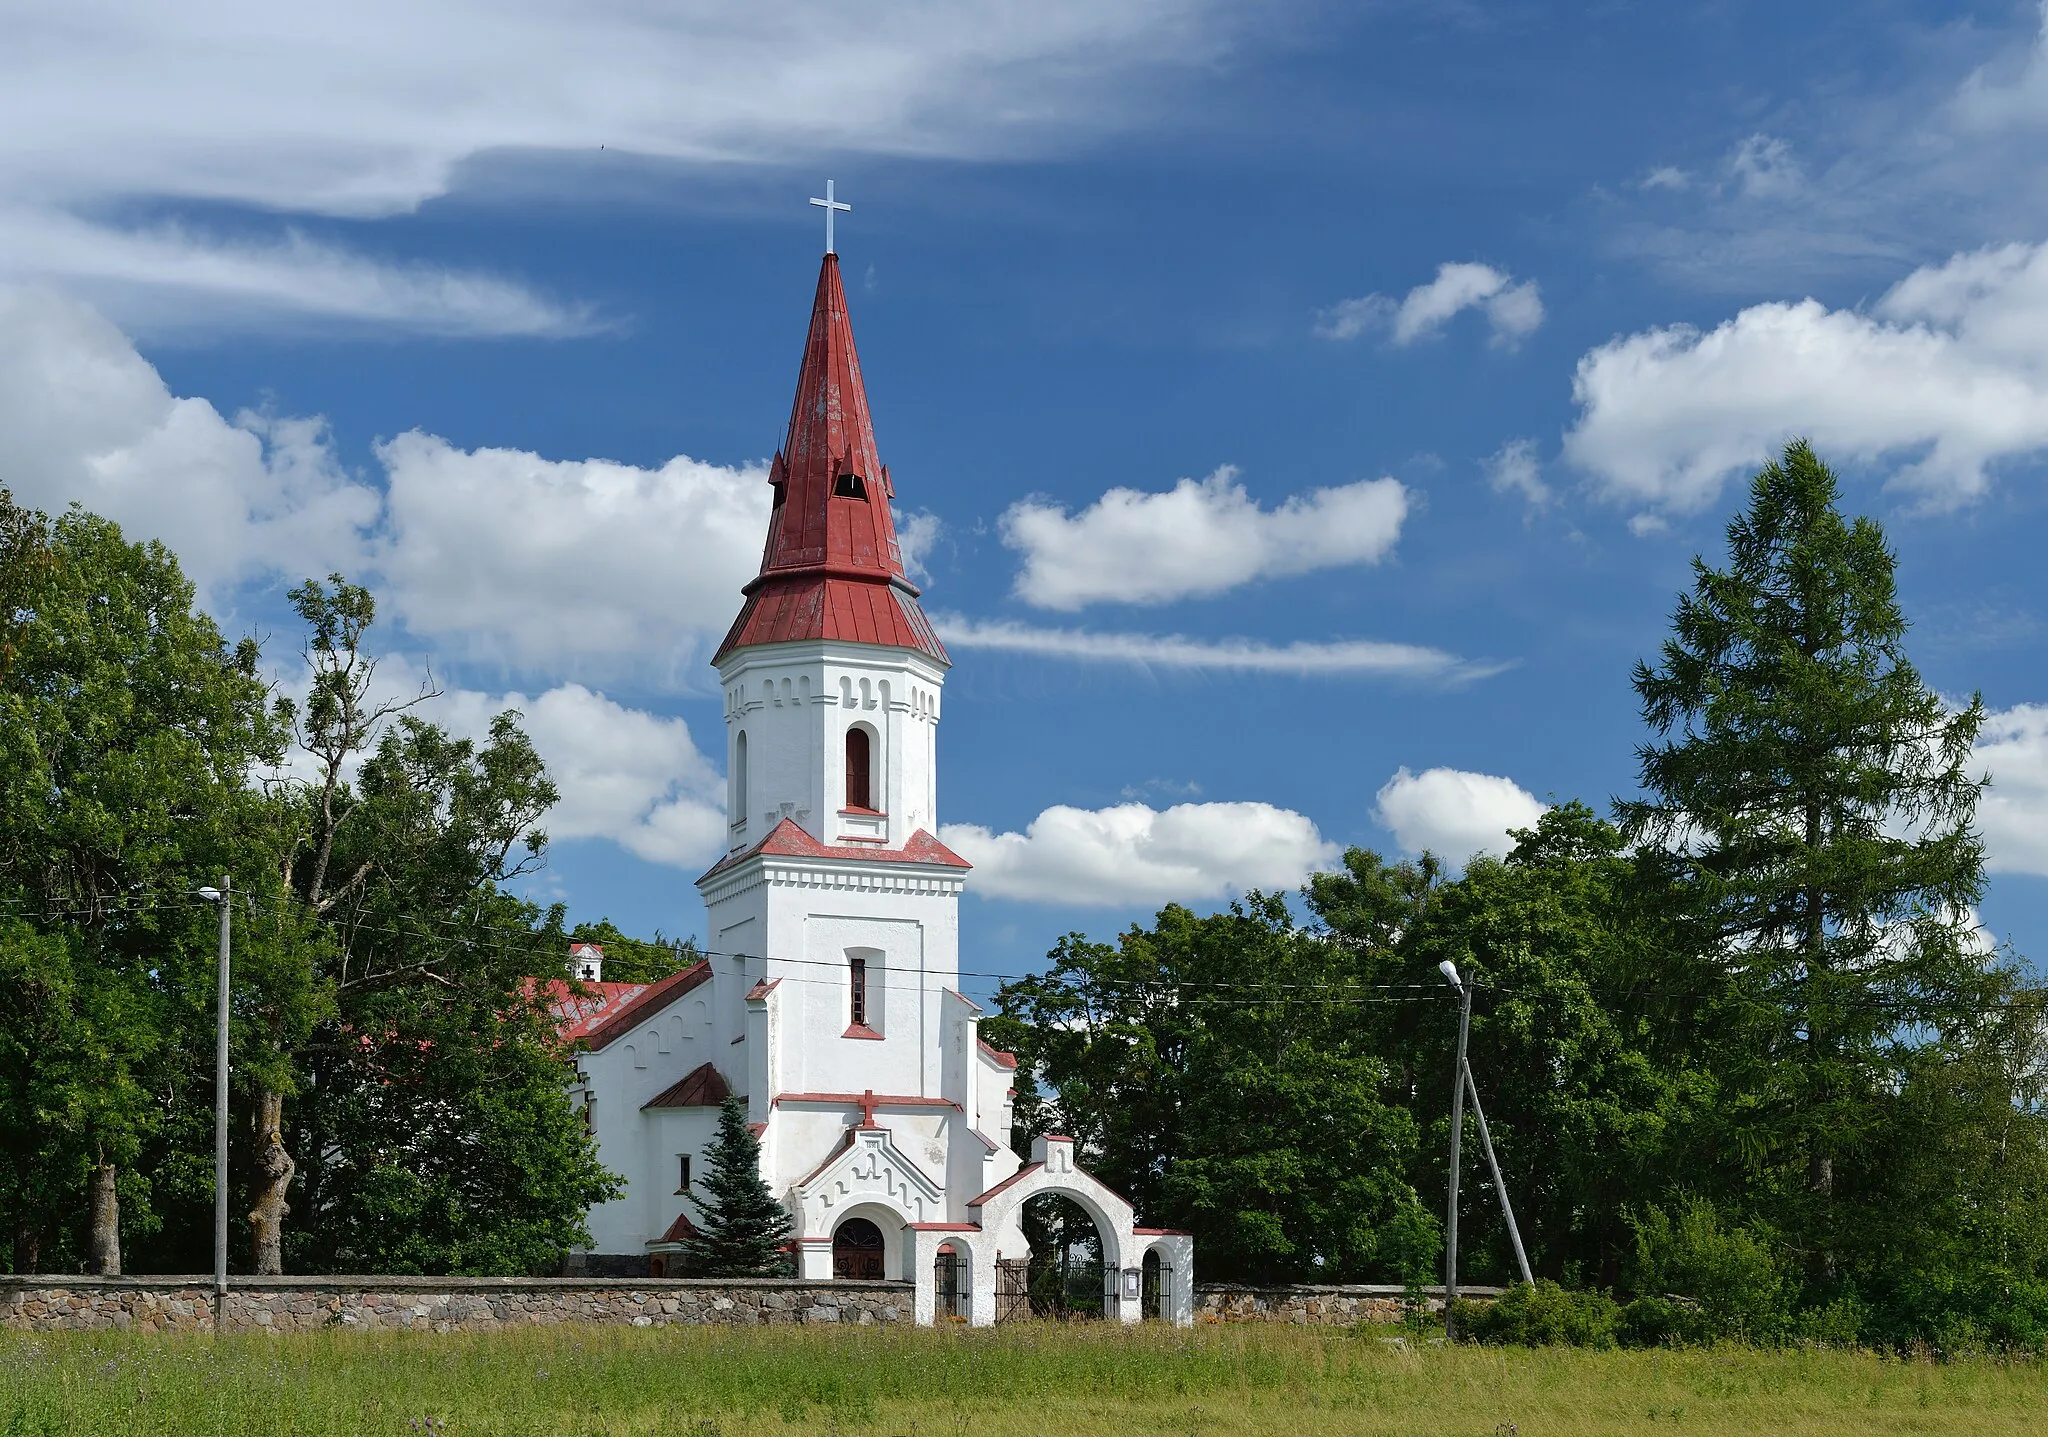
(551, 243, 1193, 1325)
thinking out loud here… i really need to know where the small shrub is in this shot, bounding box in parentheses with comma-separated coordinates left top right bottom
(1462, 1281, 1620, 1349)
(1630, 1197, 1791, 1342)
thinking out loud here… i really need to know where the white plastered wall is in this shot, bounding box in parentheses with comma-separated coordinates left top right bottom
(718, 639, 947, 854)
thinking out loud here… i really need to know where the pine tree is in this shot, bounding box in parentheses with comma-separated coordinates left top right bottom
(1619, 440, 1992, 1275)
(681, 1095, 793, 1277)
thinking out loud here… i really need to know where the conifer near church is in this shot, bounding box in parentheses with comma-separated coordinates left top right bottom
(680, 1096, 794, 1277)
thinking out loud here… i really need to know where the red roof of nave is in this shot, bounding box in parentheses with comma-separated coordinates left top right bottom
(713, 254, 947, 666)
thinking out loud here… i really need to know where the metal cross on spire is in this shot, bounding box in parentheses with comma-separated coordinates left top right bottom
(810, 180, 851, 255)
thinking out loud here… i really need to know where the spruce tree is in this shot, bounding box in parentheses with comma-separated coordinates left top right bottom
(681, 1095, 794, 1277)
(1619, 440, 1992, 1274)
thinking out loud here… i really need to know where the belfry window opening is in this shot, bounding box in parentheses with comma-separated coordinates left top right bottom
(833, 471, 868, 500)
(845, 726, 873, 811)
(732, 731, 749, 829)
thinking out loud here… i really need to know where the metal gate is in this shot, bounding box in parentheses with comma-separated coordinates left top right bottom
(933, 1249, 964, 1320)
(994, 1258, 1032, 1323)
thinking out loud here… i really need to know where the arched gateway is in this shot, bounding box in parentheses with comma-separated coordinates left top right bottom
(557, 230, 1193, 1324)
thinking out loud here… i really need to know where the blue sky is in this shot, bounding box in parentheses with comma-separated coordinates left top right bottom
(6, 0, 2048, 996)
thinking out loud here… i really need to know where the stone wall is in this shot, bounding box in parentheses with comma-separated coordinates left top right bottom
(1195, 1283, 1503, 1325)
(0, 1275, 912, 1333)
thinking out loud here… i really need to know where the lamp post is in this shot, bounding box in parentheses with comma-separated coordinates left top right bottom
(1439, 959, 1472, 1338)
(196, 877, 231, 1302)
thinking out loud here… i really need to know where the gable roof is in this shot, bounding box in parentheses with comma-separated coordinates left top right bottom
(530, 978, 649, 1045)
(642, 1061, 734, 1110)
(578, 960, 714, 1052)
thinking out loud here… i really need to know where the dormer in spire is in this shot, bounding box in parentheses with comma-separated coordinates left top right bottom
(714, 255, 945, 665)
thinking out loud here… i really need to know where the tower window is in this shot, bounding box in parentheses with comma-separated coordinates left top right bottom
(732, 731, 748, 831)
(833, 472, 868, 500)
(849, 956, 868, 1028)
(844, 727, 872, 811)
(676, 1153, 692, 1193)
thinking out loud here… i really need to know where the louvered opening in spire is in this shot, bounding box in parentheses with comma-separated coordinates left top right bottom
(758, 254, 905, 582)
(713, 255, 947, 666)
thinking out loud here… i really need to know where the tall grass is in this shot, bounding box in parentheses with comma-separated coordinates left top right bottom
(3, 1323, 2043, 1436)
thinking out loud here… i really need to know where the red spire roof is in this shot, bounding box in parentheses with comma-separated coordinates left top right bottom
(714, 255, 947, 665)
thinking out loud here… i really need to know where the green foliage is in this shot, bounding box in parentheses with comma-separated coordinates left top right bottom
(1630, 1197, 1792, 1341)
(1619, 441, 1996, 1276)
(566, 917, 701, 983)
(0, 500, 280, 1269)
(1461, 1280, 1622, 1348)
(681, 1096, 794, 1277)
(990, 895, 1430, 1283)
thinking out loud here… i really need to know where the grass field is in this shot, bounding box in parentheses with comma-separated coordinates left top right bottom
(3, 1323, 2042, 1436)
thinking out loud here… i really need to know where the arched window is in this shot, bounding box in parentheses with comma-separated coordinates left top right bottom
(732, 731, 749, 829)
(844, 726, 872, 811)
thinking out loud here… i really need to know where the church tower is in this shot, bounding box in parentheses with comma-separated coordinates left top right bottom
(567, 234, 1189, 1323)
(695, 251, 1011, 1283)
(711, 251, 949, 852)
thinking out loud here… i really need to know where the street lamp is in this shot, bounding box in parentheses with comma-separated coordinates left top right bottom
(197, 877, 231, 1303)
(1438, 960, 1535, 1340)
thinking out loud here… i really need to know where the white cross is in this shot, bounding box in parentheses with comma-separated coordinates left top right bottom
(810, 180, 851, 255)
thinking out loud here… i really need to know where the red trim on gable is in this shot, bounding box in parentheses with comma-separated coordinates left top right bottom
(795, 1130, 857, 1188)
(976, 1038, 1018, 1071)
(697, 819, 970, 885)
(967, 1162, 1044, 1209)
(744, 977, 781, 1002)
(773, 1091, 960, 1112)
(1132, 1227, 1195, 1237)
(842, 1023, 883, 1040)
(580, 962, 713, 1051)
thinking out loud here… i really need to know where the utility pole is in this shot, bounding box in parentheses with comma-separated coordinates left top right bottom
(1440, 959, 1472, 1338)
(1464, 1061, 1534, 1286)
(198, 876, 231, 1304)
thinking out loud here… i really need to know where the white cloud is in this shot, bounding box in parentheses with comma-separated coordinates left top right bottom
(1979, 704, 2048, 877)
(1485, 438, 1551, 508)
(0, 285, 379, 600)
(1563, 240, 2048, 519)
(1374, 766, 1547, 862)
(282, 657, 729, 871)
(941, 801, 1338, 906)
(1951, 1, 2048, 133)
(0, 0, 1274, 330)
(1001, 465, 1407, 609)
(0, 290, 770, 672)
(1727, 134, 1804, 200)
(1642, 166, 1692, 192)
(1317, 262, 1544, 348)
(934, 616, 1502, 682)
(896, 509, 943, 586)
(373, 432, 769, 674)
(0, 210, 592, 338)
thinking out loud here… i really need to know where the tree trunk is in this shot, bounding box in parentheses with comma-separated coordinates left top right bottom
(248, 1088, 295, 1275)
(12, 1220, 38, 1274)
(87, 1162, 121, 1275)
